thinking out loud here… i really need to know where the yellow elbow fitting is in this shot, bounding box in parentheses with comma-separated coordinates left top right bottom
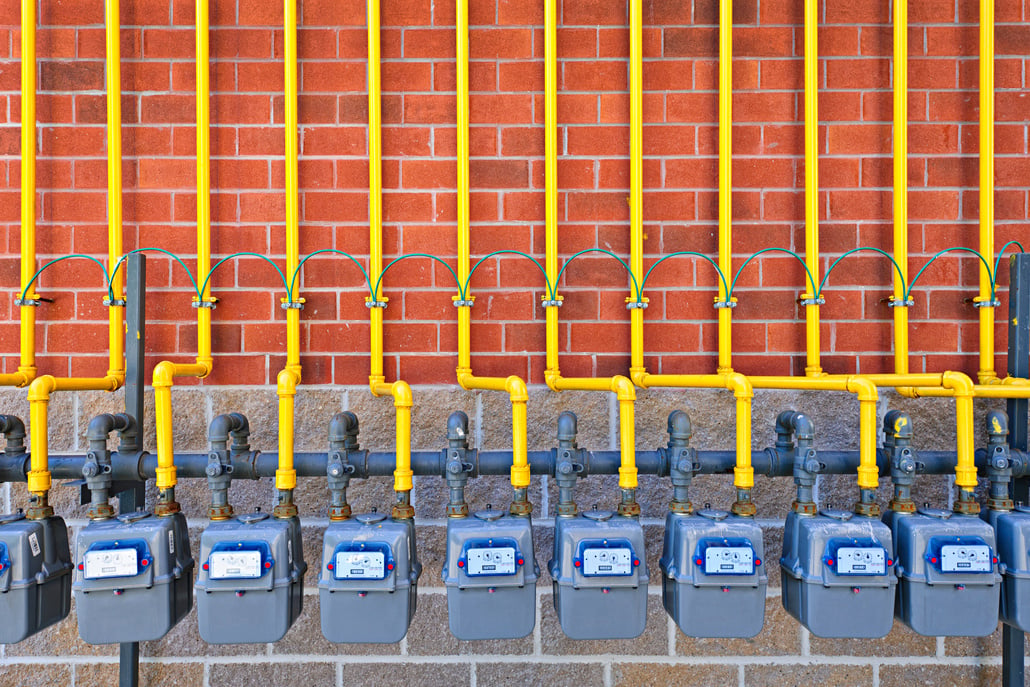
(390, 380, 414, 493)
(275, 368, 300, 492)
(942, 371, 977, 490)
(611, 376, 638, 490)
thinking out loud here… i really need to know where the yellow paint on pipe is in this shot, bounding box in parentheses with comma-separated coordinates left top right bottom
(717, 0, 734, 374)
(27, 375, 121, 498)
(892, 0, 910, 376)
(274, 0, 303, 494)
(105, 0, 125, 386)
(453, 1, 530, 490)
(150, 1, 216, 493)
(365, 0, 413, 496)
(976, 0, 996, 384)
(541, 0, 640, 491)
(802, 0, 822, 377)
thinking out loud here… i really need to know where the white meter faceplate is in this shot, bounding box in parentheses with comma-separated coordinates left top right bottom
(209, 550, 263, 579)
(835, 546, 886, 575)
(940, 544, 992, 573)
(466, 546, 516, 576)
(83, 548, 138, 579)
(703, 546, 754, 575)
(582, 547, 633, 576)
(334, 551, 386, 580)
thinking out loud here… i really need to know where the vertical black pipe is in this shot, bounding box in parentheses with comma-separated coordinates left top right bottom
(119, 253, 145, 687)
(1003, 253, 1029, 687)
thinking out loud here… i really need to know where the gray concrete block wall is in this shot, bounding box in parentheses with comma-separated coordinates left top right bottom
(0, 385, 1015, 686)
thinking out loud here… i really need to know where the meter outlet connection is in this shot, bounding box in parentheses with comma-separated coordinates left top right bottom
(0, 511, 72, 644)
(781, 509, 896, 638)
(888, 506, 1000, 636)
(196, 511, 306, 644)
(73, 510, 194, 643)
(319, 512, 421, 643)
(443, 508, 538, 640)
(660, 507, 767, 638)
(549, 509, 648, 640)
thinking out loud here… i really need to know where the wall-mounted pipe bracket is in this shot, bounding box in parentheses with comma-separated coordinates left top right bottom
(713, 298, 737, 309)
(101, 298, 127, 307)
(625, 298, 648, 310)
(888, 297, 915, 308)
(280, 298, 305, 310)
(797, 296, 825, 307)
(13, 298, 40, 307)
(191, 297, 218, 309)
(973, 297, 1002, 309)
(452, 299, 475, 308)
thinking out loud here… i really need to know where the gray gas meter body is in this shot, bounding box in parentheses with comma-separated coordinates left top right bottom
(442, 509, 538, 640)
(985, 505, 1030, 631)
(196, 511, 306, 644)
(660, 508, 767, 638)
(888, 507, 999, 636)
(73, 511, 193, 643)
(548, 510, 648, 640)
(318, 512, 421, 643)
(781, 509, 896, 638)
(0, 512, 72, 644)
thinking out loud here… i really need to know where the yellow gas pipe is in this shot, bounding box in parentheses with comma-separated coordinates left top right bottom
(629, 0, 756, 514)
(1, 0, 39, 389)
(454, 0, 530, 511)
(152, 0, 216, 514)
(544, 0, 637, 513)
(366, 0, 413, 517)
(801, 0, 822, 377)
(26, 0, 128, 518)
(975, 0, 996, 384)
(892, 0, 910, 378)
(272, 0, 303, 516)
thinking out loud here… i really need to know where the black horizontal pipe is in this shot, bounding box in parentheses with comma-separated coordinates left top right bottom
(0, 447, 1008, 484)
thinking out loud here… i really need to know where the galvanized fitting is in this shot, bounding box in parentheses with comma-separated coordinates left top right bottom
(853, 488, 881, 518)
(274, 489, 299, 519)
(26, 493, 54, 521)
(191, 297, 218, 309)
(731, 489, 757, 517)
(617, 488, 641, 517)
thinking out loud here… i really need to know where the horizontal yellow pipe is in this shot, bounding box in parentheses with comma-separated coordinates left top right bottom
(638, 372, 754, 490)
(750, 375, 879, 490)
(374, 381, 413, 493)
(26, 374, 120, 497)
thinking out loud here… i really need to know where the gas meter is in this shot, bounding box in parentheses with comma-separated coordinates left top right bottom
(443, 508, 538, 640)
(196, 511, 306, 643)
(0, 511, 72, 643)
(781, 508, 896, 638)
(318, 512, 420, 643)
(73, 510, 193, 643)
(660, 507, 767, 637)
(549, 509, 648, 639)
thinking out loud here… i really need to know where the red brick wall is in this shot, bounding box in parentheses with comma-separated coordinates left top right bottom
(0, 0, 1028, 386)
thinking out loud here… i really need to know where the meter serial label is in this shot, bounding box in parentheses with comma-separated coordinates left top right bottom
(703, 546, 754, 575)
(334, 551, 386, 580)
(466, 546, 516, 576)
(835, 546, 886, 575)
(209, 550, 263, 579)
(83, 548, 138, 579)
(582, 547, 632, 576)
(940, 544, 992, 573)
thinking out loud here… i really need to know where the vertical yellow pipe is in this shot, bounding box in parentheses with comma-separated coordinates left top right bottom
(627, 0, 646, 379)
(716, 0, 734, 374)
(976, 0, 996, 383)
(152, 0, 215, 500)
(453, 0, 529, 494)
(5, 0, 38, 387)
(543, 0, 561, 385)
(275, 0, 300, 495)
(105, 0, 125, 384)
(802, 0, 822, 376)
(892, 0, 910, 374)
(368, 0, 385, 387)
(364, 0, 413, 502)
(196, 0, 213, 366)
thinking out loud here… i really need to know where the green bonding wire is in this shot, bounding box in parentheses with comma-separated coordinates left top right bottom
(640, 251, 728, 301)
(197, 252, 290, 302)
(21, 254, 114, 302)
(729, 247, 816, 300)
(555, 248, 639, 300)
(290, 249, 374, 300)
(110, 248, 201, 299)
(907, 247, 997, 300)
(819, 247, 906, 298)
(374, 253, 462, 301)
(994, 240, 1027, 283)
(466, 250, 552, 300)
